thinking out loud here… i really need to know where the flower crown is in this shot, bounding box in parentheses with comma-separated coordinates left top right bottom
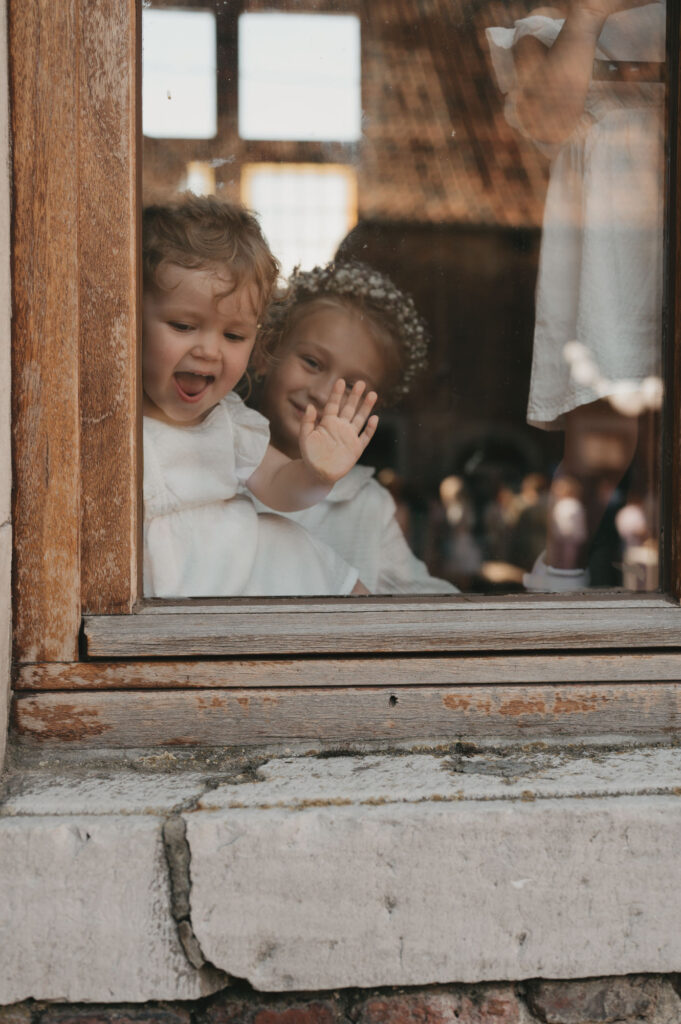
(268, 260, 430, 401)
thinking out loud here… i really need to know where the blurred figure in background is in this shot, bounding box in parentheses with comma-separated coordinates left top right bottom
(435, 475, 483, 590)
(487, 1, 665, 590)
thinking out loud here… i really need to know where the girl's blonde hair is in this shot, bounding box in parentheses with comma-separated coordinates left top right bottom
(142, 194, 280, 349)
(259, 261, 430, 404)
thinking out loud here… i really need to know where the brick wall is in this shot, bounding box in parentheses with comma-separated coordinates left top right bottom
(4, 975, 681, 1024)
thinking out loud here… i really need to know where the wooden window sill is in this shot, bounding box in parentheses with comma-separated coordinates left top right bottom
(83, 592, 681, 658)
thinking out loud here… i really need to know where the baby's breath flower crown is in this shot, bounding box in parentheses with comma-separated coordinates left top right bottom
(263, 260, 430, 402)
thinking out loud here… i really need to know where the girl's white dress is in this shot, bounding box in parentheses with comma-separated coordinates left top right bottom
(253, 465, 458, 595)
(487, 3, 665, 429)
(143, 393, 358, 597)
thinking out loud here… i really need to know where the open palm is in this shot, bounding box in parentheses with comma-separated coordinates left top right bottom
(300, 379, 379, 484)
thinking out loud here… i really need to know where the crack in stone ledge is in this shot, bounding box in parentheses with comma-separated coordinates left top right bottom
(162, 784, 233, 988)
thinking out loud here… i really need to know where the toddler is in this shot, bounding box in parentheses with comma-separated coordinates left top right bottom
(142, 197, 378, 598)
(253, 260, 458, 594)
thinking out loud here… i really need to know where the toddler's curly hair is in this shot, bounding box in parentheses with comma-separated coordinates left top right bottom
(142, 194, 279, 327)
(258, 260, 430, 404)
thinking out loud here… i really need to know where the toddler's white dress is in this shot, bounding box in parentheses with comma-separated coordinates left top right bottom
(143, 392, 358, 597)
(252, 465, 458, 594)
(487, 3, 665, 429)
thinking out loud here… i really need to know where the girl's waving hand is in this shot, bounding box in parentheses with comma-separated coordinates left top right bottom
(300, 379, 379, 484)
(246, 378, 378, 513)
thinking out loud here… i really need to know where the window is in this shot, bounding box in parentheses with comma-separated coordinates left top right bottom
(238, 12, 361, 142)
(144, 0, 669, 597)
(10, 0, 681, 750)
(241, 163, 357, 277)
(142, 8, 218, 139)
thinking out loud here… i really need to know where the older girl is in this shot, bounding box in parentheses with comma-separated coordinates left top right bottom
(253, 260, 457, 595)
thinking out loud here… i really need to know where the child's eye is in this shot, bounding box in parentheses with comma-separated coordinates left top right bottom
(224, 332, 246, 342)
(168, 321, 193, 332)
(301, 355, 320, 370)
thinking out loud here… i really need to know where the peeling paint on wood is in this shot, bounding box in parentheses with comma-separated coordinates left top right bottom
(499, 696, 547, 717)
(553, 692, 605, 714)
(16, 651, 681, 695)
(12, 698, 110, 741)
(12, 683, 681, 748)
(442, 694, 471, 711)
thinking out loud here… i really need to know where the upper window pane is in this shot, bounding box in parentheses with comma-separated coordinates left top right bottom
(238, 12, 361, 142)
(141, 1, 666, 598)
(142, 9, 217, 139)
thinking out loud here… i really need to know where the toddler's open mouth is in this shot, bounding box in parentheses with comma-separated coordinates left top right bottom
(174, 372, 214, 401)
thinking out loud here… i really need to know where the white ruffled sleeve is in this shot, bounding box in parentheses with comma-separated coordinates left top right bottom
(143, 417, 174, 518)
(486, 17, 564, 96)
(486, 16, 566, 154)
(223, 392, 271, 485)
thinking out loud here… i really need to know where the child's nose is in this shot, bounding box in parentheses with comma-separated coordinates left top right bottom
(308, 373, 335, 408)
(192, 332, 221, 360)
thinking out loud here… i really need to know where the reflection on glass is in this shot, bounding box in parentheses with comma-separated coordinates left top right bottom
(238, 13, 361, 142)
(184, 160, 216, 196)
(242, 163, 357, 277)
(142, 9, 217, 139)
(487, 0, 665, 592)
(142, 0, 666, 596)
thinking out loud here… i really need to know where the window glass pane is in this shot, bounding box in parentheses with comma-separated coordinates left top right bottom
(238, 13, 362, 142)
(142, 0, 666, 598)
(142, 9, 217, 139)
(241, 163, 357, 276)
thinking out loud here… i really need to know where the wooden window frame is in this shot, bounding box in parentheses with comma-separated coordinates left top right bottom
(10, 0, 681, 748)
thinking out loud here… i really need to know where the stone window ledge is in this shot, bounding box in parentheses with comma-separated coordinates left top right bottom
(2, 741, 681, 1003)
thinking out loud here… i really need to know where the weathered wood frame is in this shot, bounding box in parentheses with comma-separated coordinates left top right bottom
(9, 0, 681, 747)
